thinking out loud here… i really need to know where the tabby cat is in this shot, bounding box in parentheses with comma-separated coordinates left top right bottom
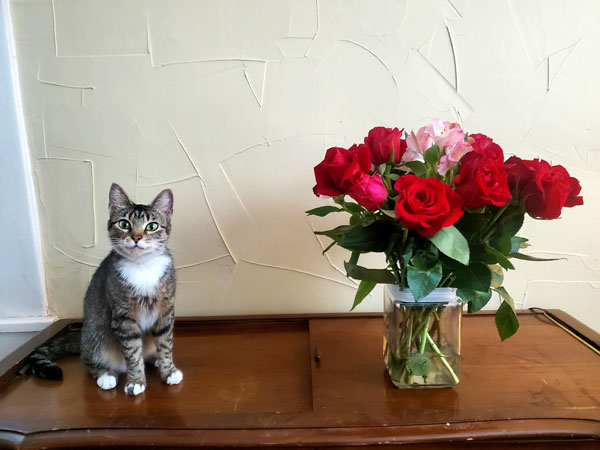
(30, 183, 182, 396)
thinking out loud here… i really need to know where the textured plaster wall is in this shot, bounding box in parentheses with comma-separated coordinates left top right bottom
(9, 0, 600, 331)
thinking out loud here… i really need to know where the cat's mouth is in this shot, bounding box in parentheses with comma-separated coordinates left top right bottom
(123, 241, 150, 251)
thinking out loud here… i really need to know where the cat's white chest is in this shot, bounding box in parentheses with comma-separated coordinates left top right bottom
(117, 254, 171, 297)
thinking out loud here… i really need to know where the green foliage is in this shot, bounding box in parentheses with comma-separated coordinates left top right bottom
(495, 298, 519, 341)
(455, 212, 489, 239)
(306, 205, 343, 217)
(490, 265, 504, 288)
(403, 161, 428, 177)
(510, 236, 529, 253)
(502, 212, 525, 237)
(457, 288, 492, 313)
(344, 261, 397, 284)
(427, 226, 470, 265)
(406, 354, 433, 376)
(509, 252, 564, 262)
(344, 202, 364, 214)
(407, 254, 443, 301)
(314, 224, 354, 241)
(484, 244, 515, 270)
(351, 280, 377, 311)
(337, 222, 392, 252)
(447, 261, 490, 292)
(424, 145, 440, 167)
(494, 286, 513, 303)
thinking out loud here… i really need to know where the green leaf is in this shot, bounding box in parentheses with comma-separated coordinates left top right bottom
(428, 226, 470, 265)
(344, 202, 364, 214)
(484, 244, 515, 270)
(351, 280, 377, 311)
(502, 212, 525, 237)
(314, 224, 355, 241)
(337, 222, 391, 252)
(495, 300, 519, 341)
(380, 209, 396, 218)
(360, 215, 376, 227)
(322, 240, 336, 255)
(510, 236, 529, 254)
(344, 261, 397, 284)
(490, 265, 504, 288)
(411, 253, 438, 270)
(453, 263, 492, 292)
(406, 353, 433, 377)
(424, 145, 440, 167)
(403, 161, 428, 177)
(407, 261, 443, 301)
(306, 206, 343, 217)
(455, 213, 489, 238)
(494, 286, 513, 304)
(457, 288, 492, 313)
(490, 232, 512, 255)
(509, 253, 564, 262)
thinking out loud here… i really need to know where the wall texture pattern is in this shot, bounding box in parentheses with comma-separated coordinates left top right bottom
(9, 0, 600, 331)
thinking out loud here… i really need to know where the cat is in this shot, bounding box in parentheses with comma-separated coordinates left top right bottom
(29, 183, 182, 396)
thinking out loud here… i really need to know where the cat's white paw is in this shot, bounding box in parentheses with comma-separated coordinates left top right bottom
(97, 373, 117, 390)
(124, 383, 146, 396)
(166, 369, 183, 385)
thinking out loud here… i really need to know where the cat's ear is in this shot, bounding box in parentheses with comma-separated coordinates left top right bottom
(109, 183, 132, 215)
(151, 189, 174, 220)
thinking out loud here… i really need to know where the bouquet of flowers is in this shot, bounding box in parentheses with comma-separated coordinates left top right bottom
(308, 120, 583, 341)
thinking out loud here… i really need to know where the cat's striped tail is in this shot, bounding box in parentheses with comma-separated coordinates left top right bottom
(28, 331, 80, 380)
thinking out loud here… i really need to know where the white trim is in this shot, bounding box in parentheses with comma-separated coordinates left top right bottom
(0, 316, 57, 332)
(1, 0, 48, 314)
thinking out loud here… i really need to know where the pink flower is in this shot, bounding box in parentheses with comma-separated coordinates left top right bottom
(426, 119, 466, 149)
(404, 128, 433, 163)
(439, 137, 474, 175)
(405, 119, 473, 175)
(348, 173, 388, 210)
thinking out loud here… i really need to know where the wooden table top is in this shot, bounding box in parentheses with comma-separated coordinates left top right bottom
(0, 311, 598, 449)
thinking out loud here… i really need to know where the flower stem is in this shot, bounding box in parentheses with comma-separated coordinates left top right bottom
(407, 313, 430, 384)
(485, 203, 510, 234)
(426, 333, 459, 384)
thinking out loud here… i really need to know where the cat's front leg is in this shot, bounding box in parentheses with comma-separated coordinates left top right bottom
(151, 306, 182, 386)
(112, 315, 146, 395)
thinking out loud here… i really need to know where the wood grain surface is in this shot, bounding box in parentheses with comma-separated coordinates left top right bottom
(0, 311, 598, 448)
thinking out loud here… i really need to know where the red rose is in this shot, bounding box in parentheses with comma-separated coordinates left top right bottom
(470, 133, 504, 164)
(394, 175, 464, 236)
(565, 177, 584, 208)
(348, 173, 388, 210)
(364, 127, 406, 165)
(313, 145, 371, 197)
(505, 156, 583, 219)
(452, 135, 511, 208)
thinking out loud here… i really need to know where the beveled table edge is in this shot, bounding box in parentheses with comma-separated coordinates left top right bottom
(4, 418, 599, 449)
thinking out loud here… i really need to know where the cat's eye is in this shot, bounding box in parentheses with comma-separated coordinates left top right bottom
(117, 220, 131, 230)
(146, 222, 159, 232)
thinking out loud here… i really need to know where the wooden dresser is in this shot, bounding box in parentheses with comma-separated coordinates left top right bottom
(0, 311, 598, 449)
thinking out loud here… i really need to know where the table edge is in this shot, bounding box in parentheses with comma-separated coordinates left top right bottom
(4, 418, 599, 449)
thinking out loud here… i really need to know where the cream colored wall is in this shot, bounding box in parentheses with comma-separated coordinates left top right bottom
(9, 0, 600, 331)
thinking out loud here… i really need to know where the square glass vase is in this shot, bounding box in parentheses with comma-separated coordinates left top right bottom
(383, 285, 462, 389)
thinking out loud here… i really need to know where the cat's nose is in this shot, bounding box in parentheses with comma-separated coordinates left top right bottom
(132, 235, 143, 243)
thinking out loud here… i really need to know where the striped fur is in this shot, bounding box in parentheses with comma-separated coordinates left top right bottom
(28, 331, 80, 380)
(77, 184, 181, 395)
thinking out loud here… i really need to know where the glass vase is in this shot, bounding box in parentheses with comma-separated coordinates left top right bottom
(383, 285, 462, 389)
